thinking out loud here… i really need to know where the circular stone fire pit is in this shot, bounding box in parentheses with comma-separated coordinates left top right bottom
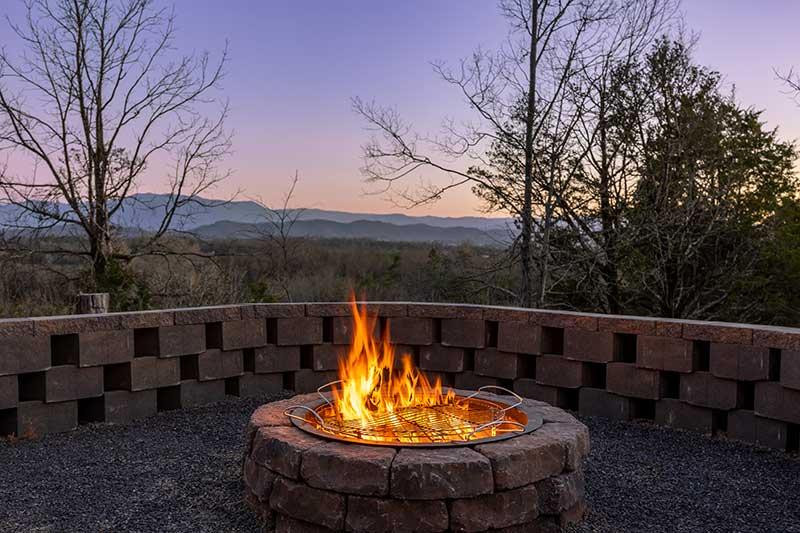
(243, 390, 589, 532)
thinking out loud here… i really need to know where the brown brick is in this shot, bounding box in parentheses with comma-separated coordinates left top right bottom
(294, 369, 338, 393)
(346, 496, 448, 533)
(117, 310, 175, 329)
(710, 343, 772, 381)
(0, 335, 50, 375)
(753, 416, 790, 450)
(103, 390, 157, 424)
(197, 349, 244, 381)
(252, 303, 305, 318)
(276, 318, 323, 346)
(0, 375, 18, 409)
(239, 372, 284, 397)
(637, 336, 693, 373)
(474, 430, 565, 490)
(483, 307, 531, 322)
(34, 314, 121, 336)
(679, 372, 741, 410)
(44, 365, 103, 402)
(218, 319, 266, 350)
(536, 470, 585, 515)
(251, 425, 326, 478)
(179, 379, 226, 407)
(655, 398, 713, 434)
(407, 303, 483, 319)
(243, 455, 277, 502)
(331, 316, 379, 345)
(158, 324, 206, 357)
(529, 310, 597, 331)
(441, 319, 485, 348)
(682, 322, 752, 344)
(304, 302, 350, 316)
(606, 363, 664, 400)
(454, 371, 498, 391)
(311, 344, 342, 371)
(752, 325, 800, 350)
(563, 329, 614, 363)
(579, 387, 631, 420)
(301, 442, 395, 496)
(655, 320, 683, 337)
(536, 422, 590, 471)
(755, 381, 800, 424)
(419, 344, 465, 373)
(497, 321, 540, 354)
(597, 316, 656, 335)
(121, 357, 180, 391)
(254, 345, 301, 373)
(269, 476, 345, 530)
(16, 400, 78, 435)
(0, 318, 34, 338)
(78, 330, 134, 367)
(390, 447, 493, 499)
(450, 484, 539, 532)
(726, 409, 756, 444)
(514, 379, 565, 406)
(475, 349, 524, 379)
(536, 355, 588, 389)
(173, 305, 242, 325)
(386, 317, 433, 345)
(782, 350, 800, 390)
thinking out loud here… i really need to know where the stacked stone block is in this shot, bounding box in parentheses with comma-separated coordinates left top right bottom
(0, 303, 797, 454)
(243, 393, 589, 532)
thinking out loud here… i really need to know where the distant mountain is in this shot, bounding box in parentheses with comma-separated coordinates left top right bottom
(0, 193, 514, 233)
(192, 219, 511, 247)
(0, 193, 516, 246)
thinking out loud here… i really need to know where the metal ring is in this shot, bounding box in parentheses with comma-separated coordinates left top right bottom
(463, 419, 526, 441)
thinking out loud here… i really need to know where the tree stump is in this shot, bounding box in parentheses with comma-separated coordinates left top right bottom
(76, 293, 110, 314)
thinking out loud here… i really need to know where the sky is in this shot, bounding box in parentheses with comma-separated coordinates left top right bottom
(0, 0, 799, 217)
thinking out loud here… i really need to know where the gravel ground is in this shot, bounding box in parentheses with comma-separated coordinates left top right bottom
(1, 394, 798, 533)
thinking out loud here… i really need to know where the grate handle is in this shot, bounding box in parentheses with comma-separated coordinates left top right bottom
(463, 419, 526, 441)
(462, 385, 523, 414)
(316, 380, 344, 408)
(284, 404, 329, 429)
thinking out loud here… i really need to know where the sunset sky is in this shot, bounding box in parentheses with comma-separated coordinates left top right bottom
(1, 0, 799, 217)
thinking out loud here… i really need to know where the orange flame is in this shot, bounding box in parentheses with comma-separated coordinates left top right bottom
(331, 300, 455, 425)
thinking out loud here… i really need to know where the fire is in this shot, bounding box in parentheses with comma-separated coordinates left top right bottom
(331, 300, 456, 426)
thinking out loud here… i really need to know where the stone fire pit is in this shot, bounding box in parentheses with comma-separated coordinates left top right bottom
(243, 391, 589, 532)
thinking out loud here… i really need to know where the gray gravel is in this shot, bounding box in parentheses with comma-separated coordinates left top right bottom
(1, 395, 798, 533)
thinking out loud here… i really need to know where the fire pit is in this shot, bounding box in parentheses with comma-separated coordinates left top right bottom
(243, 302, 589, 532)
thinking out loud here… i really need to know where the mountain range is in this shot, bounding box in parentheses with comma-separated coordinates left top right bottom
(0, 193, 514, 247)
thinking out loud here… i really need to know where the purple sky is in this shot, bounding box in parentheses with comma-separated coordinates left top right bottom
(1, 1, 799, 216)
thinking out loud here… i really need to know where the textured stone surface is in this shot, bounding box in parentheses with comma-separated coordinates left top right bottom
(783, 350, 800, 390)
(563, 329, 614, 363)
(475, 349, 523, 379)
(0, 334, 50, 375)
(45, 365, 103, 403)
(606, 363, 664, 399)
(345, 496, 448, 533)
(536, 355, 589, 389)
(300, 441, 395, 496)
(390, 447, 493, 499)
(419, 344, 465, 372)
(79, 329, 134, 366)
(197, 349, 244, 381)
(173, 305, 242, 325)
(536, 470, 585, 514)
(449, 484, 539, 532)
(276, 318, 323, 346)
(475, 430, 565, 490)
(251, 425, 325, 479)
(680, 372, 741, 410)
(157, 324, 206, 357)
(655, 399, 713, 435)
(388, 317, 434, 345)
(636, 335, 693, 373)
(497, 321, 540, 354)
(103, 390, 157, 424)
(244, 455, 277, 501)
(179, 379, 226, 408)
(16, 400, 78, 435)
(579, 387, 631, 420)
(311, 344, 342, 371)
(535, 422, 590, 471)
(221, 319, 267, 350)
(253, 345, 301, 373)
(269, 476, 346, 530)
(0, 375, 18, 409)
(441, 319, 486, 348)
(239, 372, 284, 397)
(710, 343, 773, 381)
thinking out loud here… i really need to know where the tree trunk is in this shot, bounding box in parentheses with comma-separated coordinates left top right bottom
(76, 293, 110, 314)
(520, 0, 538, 308)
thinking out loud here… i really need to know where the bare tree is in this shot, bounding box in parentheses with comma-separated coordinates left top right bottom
(354, 0, 665, 308)
(253, 172, 306, 301)
(0, 0, 231, 288)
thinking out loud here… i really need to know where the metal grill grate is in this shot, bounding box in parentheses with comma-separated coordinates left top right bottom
(285, 385, 528, 445)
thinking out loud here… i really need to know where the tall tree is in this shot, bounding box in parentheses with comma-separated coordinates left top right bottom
(0, 0, 230, 289)
(624, 39, 797, 319)
(354, 0, 673, 308)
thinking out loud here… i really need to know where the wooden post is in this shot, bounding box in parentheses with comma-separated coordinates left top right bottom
(76, 293, 110, 314)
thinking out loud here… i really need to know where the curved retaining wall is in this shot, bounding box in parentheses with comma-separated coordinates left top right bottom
(0, 302, 798, 452)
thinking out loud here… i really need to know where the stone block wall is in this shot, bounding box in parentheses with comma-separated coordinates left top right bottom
(0, 302, 798, 453)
